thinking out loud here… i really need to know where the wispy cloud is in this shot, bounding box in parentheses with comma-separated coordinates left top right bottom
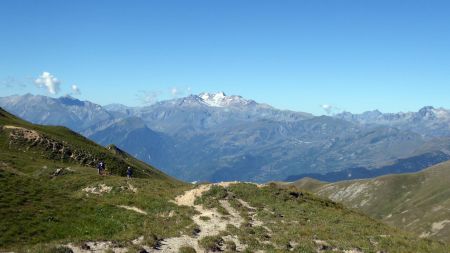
(170, 87, 179, 96)
(136, 86, 193, 105)
(136, 90, 162, 105)
(0, 76, 27, 88)
(71, 84, 81, 95)
(321, 104, 333, 114)
(321, 104, 342, 115)
(170, 86, 192, 97)
(34, 72, 61, 95)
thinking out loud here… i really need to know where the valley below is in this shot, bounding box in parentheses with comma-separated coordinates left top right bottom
(2, 93, 450, 183)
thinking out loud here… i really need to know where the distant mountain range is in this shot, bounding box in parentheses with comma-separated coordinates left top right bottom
(335, 106, 450, 137)
(1, 93, 450, 182)
(285, 151, 450, 182)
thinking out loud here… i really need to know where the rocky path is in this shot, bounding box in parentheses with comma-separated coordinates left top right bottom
(67, 183, 262, 253)
(158, 183, 251, 252)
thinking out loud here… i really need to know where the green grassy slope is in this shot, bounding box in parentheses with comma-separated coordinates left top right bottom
(292, 162, 450, 242)
(196, 183, 448, 252)
(0, 107, 195, 250)
(0, 107, 169, 179)
(284, 177, 326, 192)
(1, 107, 448, 252)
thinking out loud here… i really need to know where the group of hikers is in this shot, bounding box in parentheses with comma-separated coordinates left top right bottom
(97, 161, 133, 178)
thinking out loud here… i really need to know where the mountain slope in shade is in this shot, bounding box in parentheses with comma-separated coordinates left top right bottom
(291, 161, 450, 242)
(86, 116, 176, 173)
(285, 150, 450, 182)
(2, 93, 450, 182)
(0, 94, 115, 132)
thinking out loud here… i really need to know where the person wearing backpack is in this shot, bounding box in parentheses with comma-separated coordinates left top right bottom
(97, 161, 103, 175)
(102, 162, 106, 175)
(126, 166, 133, 178)
(97, 161, 106, 175)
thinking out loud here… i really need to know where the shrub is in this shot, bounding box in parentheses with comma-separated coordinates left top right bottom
(225, 240, 237, 252)
(199, 235, 224, 252)
(49, 246, 74, 253)
(179, 246, 196, 253)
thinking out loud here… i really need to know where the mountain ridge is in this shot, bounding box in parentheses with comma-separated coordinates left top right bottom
(2, 94, 450, 182)
(335, 106, 450, 138)
(289, 160, 450, 242)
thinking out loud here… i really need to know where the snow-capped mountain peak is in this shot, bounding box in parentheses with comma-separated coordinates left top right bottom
(432, 107, 450, 119)
(198, 92, 254, 107)
(416, 106, 450, 120)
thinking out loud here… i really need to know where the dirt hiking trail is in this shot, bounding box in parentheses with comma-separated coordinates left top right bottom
(67, 182, 264, 253)
(159, 183, 254, 252)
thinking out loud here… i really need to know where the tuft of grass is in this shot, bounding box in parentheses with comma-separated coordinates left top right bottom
(125, 244, 146, 253)
(194, 185, 230, 215)
(198, 235, 224, 252)
(224, 240, 237, 252)
(48, 246, 74, 253)
(199, 216, 211, 221)
(178, 246, 196, 253)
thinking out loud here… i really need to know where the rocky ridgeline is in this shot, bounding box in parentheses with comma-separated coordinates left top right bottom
(2, 125, 141, 177)
(5, 125, 97, 165)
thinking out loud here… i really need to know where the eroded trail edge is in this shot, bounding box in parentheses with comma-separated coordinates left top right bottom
(159, 183, 262, 252)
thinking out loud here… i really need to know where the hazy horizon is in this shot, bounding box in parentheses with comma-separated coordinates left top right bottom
(2, 91, 449, 117)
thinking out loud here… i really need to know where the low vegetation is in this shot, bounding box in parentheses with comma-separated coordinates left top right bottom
(198, 235, 224, 252)
(291, 162, 450, 242)
(196, 183, 448, 252)
(178, 246, 196, 253)
(0, 108, 195, 251)
(1, 107, 449, 252)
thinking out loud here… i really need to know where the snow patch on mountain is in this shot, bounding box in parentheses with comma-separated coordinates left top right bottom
(198, 92, 255, 107)
(432, 108, 450, 119)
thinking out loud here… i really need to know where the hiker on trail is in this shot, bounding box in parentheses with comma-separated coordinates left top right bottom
(126, 166, 133, 178)
(97, 161, 105, 175)
(97, 161, 102, 175)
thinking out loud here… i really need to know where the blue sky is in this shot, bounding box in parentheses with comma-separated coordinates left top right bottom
(1, 0, 449, 115)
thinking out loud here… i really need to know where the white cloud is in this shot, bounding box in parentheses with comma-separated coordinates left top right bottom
(34, 72, 61, 95)
(170, 86, 192, 97)
(171, 87, 179, 96)
(0, 76, 27, 88)
(321, 104, 341, 115)
(71, 84, 81, 95)
(137, 86, 193, 105)
(136, 90, 161, 105)
(321, 104, 333, 114)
